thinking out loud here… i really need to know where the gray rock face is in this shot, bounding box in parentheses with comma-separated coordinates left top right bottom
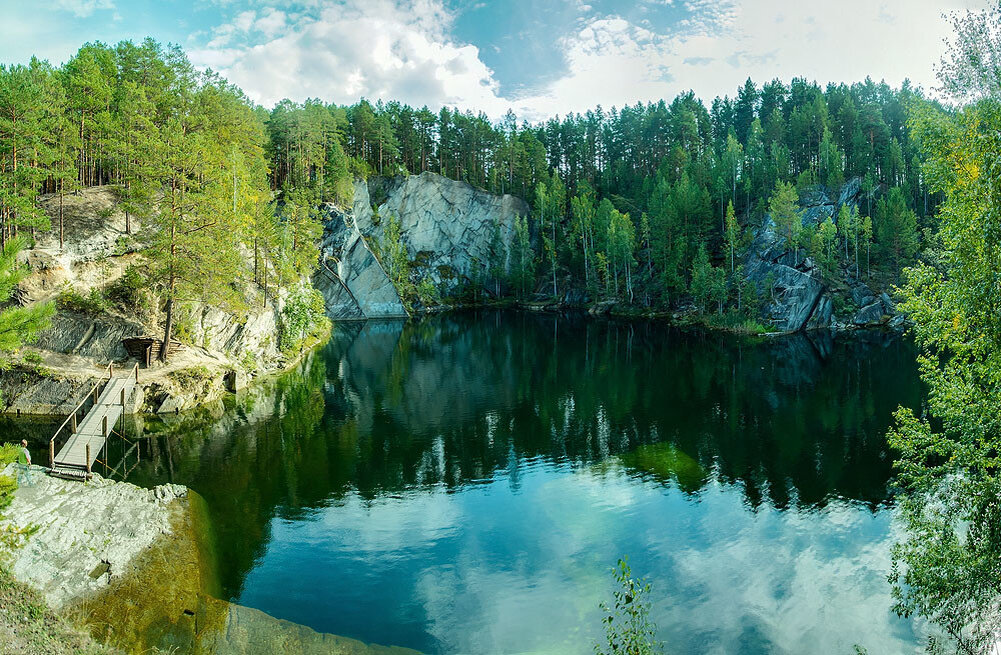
(36, 313, 144, 362)
(315, 172, 529, 316)
(355, 173, 529, 288)
(745, 177, 900, 332)
(314, 205, 407, 319)
(745, 256, 826, 332)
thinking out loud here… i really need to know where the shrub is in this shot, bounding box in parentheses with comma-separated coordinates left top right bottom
(279, 287, 329, 352)
(106, 265, 150, 314)
(56, 285, 108, 315)
(596, 558, 662, 655)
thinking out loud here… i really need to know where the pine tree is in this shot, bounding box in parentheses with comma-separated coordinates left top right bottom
(0, 238, 53, 355)
(769, 181, 802, 264)
(724, 201, 738, 272)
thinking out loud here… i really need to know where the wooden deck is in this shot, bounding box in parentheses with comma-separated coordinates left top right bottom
(50, 365, 138, 479)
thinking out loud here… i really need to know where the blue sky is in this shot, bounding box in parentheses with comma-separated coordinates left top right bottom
(0, 0, 990, 119)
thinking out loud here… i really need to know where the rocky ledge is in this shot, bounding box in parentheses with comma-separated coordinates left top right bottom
(2, 186, 321, 417)
(745, 178, 904, 333)
(2, 469, 420, 654)
(1, 465, 186, 609)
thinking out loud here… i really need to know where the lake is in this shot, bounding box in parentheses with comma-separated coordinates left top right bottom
(15, 312, 927, 654)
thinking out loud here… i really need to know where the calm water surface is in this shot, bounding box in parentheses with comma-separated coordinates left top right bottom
(26, 313, 929, 654)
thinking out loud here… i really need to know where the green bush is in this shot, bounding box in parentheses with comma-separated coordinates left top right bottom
(56, 286, 108, 315)
(106, 266, 150, 314)
(279, 288, 329, 352)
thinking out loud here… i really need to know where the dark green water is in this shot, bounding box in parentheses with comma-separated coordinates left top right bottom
(10, 313, 928, 653)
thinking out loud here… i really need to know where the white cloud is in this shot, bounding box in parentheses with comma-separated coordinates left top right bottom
(507, 0, 991, 118)
(191, 0, 993, 120)
(191, 0, 507, 111)
(55, 0, 114, 17)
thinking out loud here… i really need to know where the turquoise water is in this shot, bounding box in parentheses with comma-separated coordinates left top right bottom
(65, 313, 926, 653)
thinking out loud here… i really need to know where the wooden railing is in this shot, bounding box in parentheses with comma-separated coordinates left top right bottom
(48, 363, 139, 469)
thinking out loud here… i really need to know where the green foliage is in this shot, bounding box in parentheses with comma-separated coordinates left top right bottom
(0, 239, 53, 353)
(595, 558, 662, 655)
(887, 9, 1001, 652)
(769, 181, 802, 262)
(416, 277, 441, 306)
(690, 243, 727, 314)
(56, 285, 108, 314)
(510, 214, 535, 299)
(875, 187, 920, 272)
(279, 287, 329, 352)
(0, 37, 938, 329)
(380, 213, 417, 307)
(105, 265, 150, 314)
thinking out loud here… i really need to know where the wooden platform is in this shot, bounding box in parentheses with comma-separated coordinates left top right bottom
(51, 373, 137, 477)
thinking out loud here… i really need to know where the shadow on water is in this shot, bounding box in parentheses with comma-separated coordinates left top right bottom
(11, 311, 925, 654)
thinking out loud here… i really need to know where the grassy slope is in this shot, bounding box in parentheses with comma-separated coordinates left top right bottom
(0, 568, 122, 655)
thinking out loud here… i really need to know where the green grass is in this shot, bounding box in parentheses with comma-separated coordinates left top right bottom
(0, 567, 123, 655)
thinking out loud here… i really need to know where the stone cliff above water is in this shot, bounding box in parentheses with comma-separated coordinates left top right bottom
(745, 178, 902, 333)
(314, 172, 529, 319)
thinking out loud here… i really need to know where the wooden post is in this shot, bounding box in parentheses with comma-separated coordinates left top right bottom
(93, 386, 99, 404)
(145, 345, 151, 368)
(135, 365, 139, 384)
(109, 362, 114, 377)
(102, 415, 108, 437)
(71, 413, 77, 433)
(86, 443, 91, 475)
(49, 440, 54, 468)
(121, 388, 125, 406)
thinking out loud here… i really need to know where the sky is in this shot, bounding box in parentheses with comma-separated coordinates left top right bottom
(0, 0, 991, 120)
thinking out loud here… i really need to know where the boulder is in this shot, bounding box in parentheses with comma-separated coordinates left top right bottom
(157, 394, 187, 414)
(853, 302, 886, 326)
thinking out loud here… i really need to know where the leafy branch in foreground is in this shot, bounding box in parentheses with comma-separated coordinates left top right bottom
(887, 5, 1001, 653)
(596, 557, 662, 655)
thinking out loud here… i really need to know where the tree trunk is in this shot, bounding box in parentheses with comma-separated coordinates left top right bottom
(160, 292, 174, 363)
(59, 179, 65, 250)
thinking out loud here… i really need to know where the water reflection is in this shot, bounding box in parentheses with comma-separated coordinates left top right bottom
(117, 312, 922, 654)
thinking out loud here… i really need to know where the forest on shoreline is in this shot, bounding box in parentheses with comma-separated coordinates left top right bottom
(0, 38, 938, 330)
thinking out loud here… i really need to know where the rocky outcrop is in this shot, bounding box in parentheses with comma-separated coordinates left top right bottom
(314, 205, 407, 319)
(1, 466, 186, 609)
(315, 172, 529, 318)
(745, 178, 899, 332)
(355, 173, 529, 286)
(2, 186, 317, 416)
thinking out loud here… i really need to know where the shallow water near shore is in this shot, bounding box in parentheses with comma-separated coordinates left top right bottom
(18, 312, 927, 654)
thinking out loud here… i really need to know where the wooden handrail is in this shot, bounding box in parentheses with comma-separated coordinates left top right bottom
(49, 362, 125, 468)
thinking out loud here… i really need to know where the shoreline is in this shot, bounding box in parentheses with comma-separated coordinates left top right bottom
(2, 304, 906, 420)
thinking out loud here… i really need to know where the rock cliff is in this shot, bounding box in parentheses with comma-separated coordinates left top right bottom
(314, 172, 529, 318)
(2, 186, 310, 415)
(745, 177, 900, 333)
